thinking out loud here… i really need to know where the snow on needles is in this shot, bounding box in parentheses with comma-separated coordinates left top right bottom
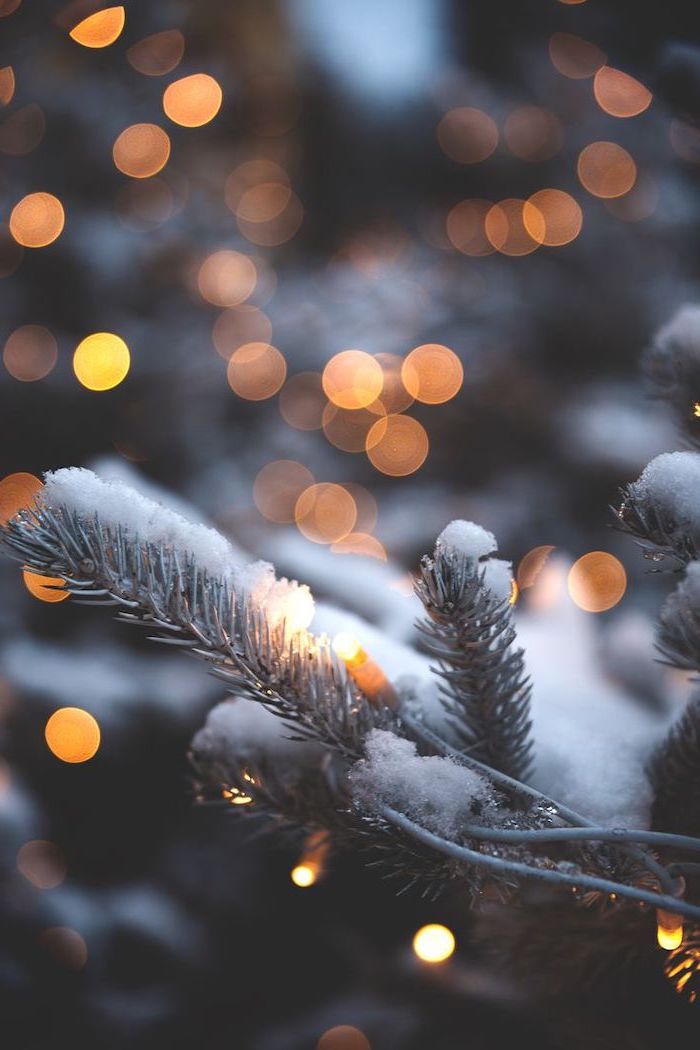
(40, 468, 314, 631)
(350, 729, 497, 837)
(435, 519, 513, 601)
(629, 451, 700, 544)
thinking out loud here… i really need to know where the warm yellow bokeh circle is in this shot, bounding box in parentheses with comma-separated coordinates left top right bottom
(73, 332, 130, 391)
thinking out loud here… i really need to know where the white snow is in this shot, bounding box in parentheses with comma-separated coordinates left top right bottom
(661, 559, 700, 630)
(629, 452, 700, 539)
(482, 558, 514, 602)
(349, 728, 496, 837)
(654, 303, 700, 364)
(436, 520, 498, 561)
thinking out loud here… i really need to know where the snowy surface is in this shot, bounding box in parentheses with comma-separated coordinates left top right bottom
(436, 520, 497, 561)
(629, 451, 700, 541)
(350, 729, 496, 837)
(482, 558, 514, 603)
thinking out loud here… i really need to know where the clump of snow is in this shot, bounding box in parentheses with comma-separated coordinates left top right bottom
(629, 452, 700, 542)
(482, 558, 513, 603)
(436, 520, 497, 561)
(349, 729, 497, 837)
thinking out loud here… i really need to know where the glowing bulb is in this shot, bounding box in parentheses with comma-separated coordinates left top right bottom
(73, 332, 130, 391)
(412, 923, 456, 963)
(658, 911, 684, 950)
(291, 864, 316, 887)
(222, 787, 253, 805)
(332, 633, 362, 663)
(694, 402, 700, 418)
(45, 707, 100, 764)
(332, 633, 398, 708)
(281, 587, 315, 634)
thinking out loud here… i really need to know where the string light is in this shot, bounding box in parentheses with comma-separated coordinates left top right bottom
(412, 923, 456, 963)
(657, 909, 684, 950)
(332, 633, 398, 708)
(291, 830, 329, 887)
(163, 73, 222, 127)
(45, 707, 101, 764)
(9, 192, 64, 248)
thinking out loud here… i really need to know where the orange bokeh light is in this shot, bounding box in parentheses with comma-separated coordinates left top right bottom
(253, 460, 315, 524)
(17, 839, 66, 889)
(331, 532, 387, 560)
(127, 29, 184, 76)
(316, 1026, 371, 1050)
(163, 73, 222, 127)
(197, 250, 257, 307)
(549, 33, 606, 80)
(279, 371, 326, 431)
(236, 182, 292, 223)
(295, 483, 357, 544)
(593, 67, 652, 119)
(517, 545, 556, 590)
(401, 344, 463, 405)
(375, 352, 415, 413)
(9, 192, 64, 248)
(322, 402, 386, 453)
(68, 6, 125, 48)
(225, 159, 290, 212)
(0, 0, 21, 16)
(112, 123, 170, 178)
(366, 414, 429, 476)
(227, 342, 286, 400)
(237, 190, 303, 247)
(0, 66, 15, 106)
(504, 106, 564, 162)
(45, 707, 101, 763)
(212, 305, 272, 361)
(568, 551, 627, 613)
(3, 324, 58, 381)
(523, 190, 583, 247)
(322, 350, 384, 410)
(485, 199, 544, 256)
(341, 482, 378, 534)
(446, 199, 495, 257)
(0, 471, 42, 524)
(23, 570, 68, 603)
(577, 142, 636, 199)
(73, 332, 130, 391)
(437, 107, 498, 164)
(39, 927, 88, 970)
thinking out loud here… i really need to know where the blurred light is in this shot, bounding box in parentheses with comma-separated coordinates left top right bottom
(0, 103, 46, 155)
(593, 67, 652, 118)
(412, 923, 455, 963)
(237, 190, 303, 247)
(112, 123, 170, 178)
(279, 371, 326, 430)
(568, 551, 627, 612)
(0, 0, 21, 16)
(73, 332, 130, 391)
(317, 1026, 371, 1050)
(45, 707, 101, 763)
(331, 533, 387, 560)
(3, 324, 58, 381)
(237, 182, 292, 223)
(291, 864, 316, 887)
(658, 911, 683, 950)
(126, 29, 185, 76)
(322, 402, 386, 453)
(279, 586, 315, 635)
(69, 6, 125, 48)
(504, 106, 563, 162)
(0, 66, 16, 106)
(39, 927, 87, 970)
(375, 352, 414, 413)
(366, 415, 429, 476)
(163, 73, 222, 127)
(295, 483, 357, 544)
(437, 107, 498, 164)
(401, 344, 463, 404)
(0, 471, 42, 524)
(9, 192, 64, 248)
(670, 120, 700, 164)
(332, 633, 362, 662)
(517, 545, 555, 590)
(222, 787, 253, 805)
(23, 570, 68, 603)
(446, 199, 495, 257)
(227, 342, 286, 400)
(17, 839, 66, 889)
(340, 481, 378, 534)
(198, 249, 257, 307)
(225, 159, 290, 213)
(322, 350, 384, 410)
(116, 177, 176, 231)
(486, 198, 544, 256)
(558, 0, 588, 4)
(212, 305, 272, 361)
(0, 223, 23, 276)
(549, 33, 606, 80)
(577, 142, 636, 199)
(253, 460, 315, 523)
(604, 173, 658, 222)
(523, 190, 582, 247)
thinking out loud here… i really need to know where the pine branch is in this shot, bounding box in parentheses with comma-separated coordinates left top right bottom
(642, 303, 700, 451)
(649, 694, 700, 839)
(415, 548, 533, 780)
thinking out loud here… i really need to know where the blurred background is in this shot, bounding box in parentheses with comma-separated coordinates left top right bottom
(1, 1, 700, 1047)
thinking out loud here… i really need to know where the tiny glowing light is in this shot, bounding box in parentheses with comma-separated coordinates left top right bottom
(292, 830, 329, 886)
(568, 551, 627, 613)
(322, 350, 384, 411)
(295, 483, 357, 544)
(291, 863, 316, 887)
(0, 66, 16, 106)
(333, 633, 398, 707)
(3, 324, 58, 382)
(548, 33, 606, 80)
(322, 402, 387, 454)
(73, 332, 130, 391)
(253, 460, 315, 524)
(126, 29, 185, 76)
(69, 6, 125, 48)
(317, 1025, 371, 1050)
(486, 198, 545, 256)
(0, 472, 42, 524)
(17, 839, 66, 889)
(412, 923, 455, 963)
(112, 123, 170, 179)
(366, 414, 429, 477)
(0, 103, 46, 155)
(222, 787, 253, 806)
(332, 632, 362, 662)
(212, 305, 272, 361)
(45, 707, 100, 764)
(23, 570, 68, 603)
(593, 67, 652, 119)
(9, 192, 64, 248)
(331, 533, 387, 561)
(657, 911, 684, 950)
(198, 249, 257, 308)
(163, 73, 222, 127)
(446, 199, 495, 257)
(504, 106, 564, 162)
(401, 344, 463, 405)
(523, 190, 583, 247)
(227, 342, 286, 401)
(694, 402, 700, 419)
(577, 142, 637, 199)
(517, 545, 556, 590)
(279, 371, 326, 430)
(39, 927, 87, 970)
(437, 107, 498, 164)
